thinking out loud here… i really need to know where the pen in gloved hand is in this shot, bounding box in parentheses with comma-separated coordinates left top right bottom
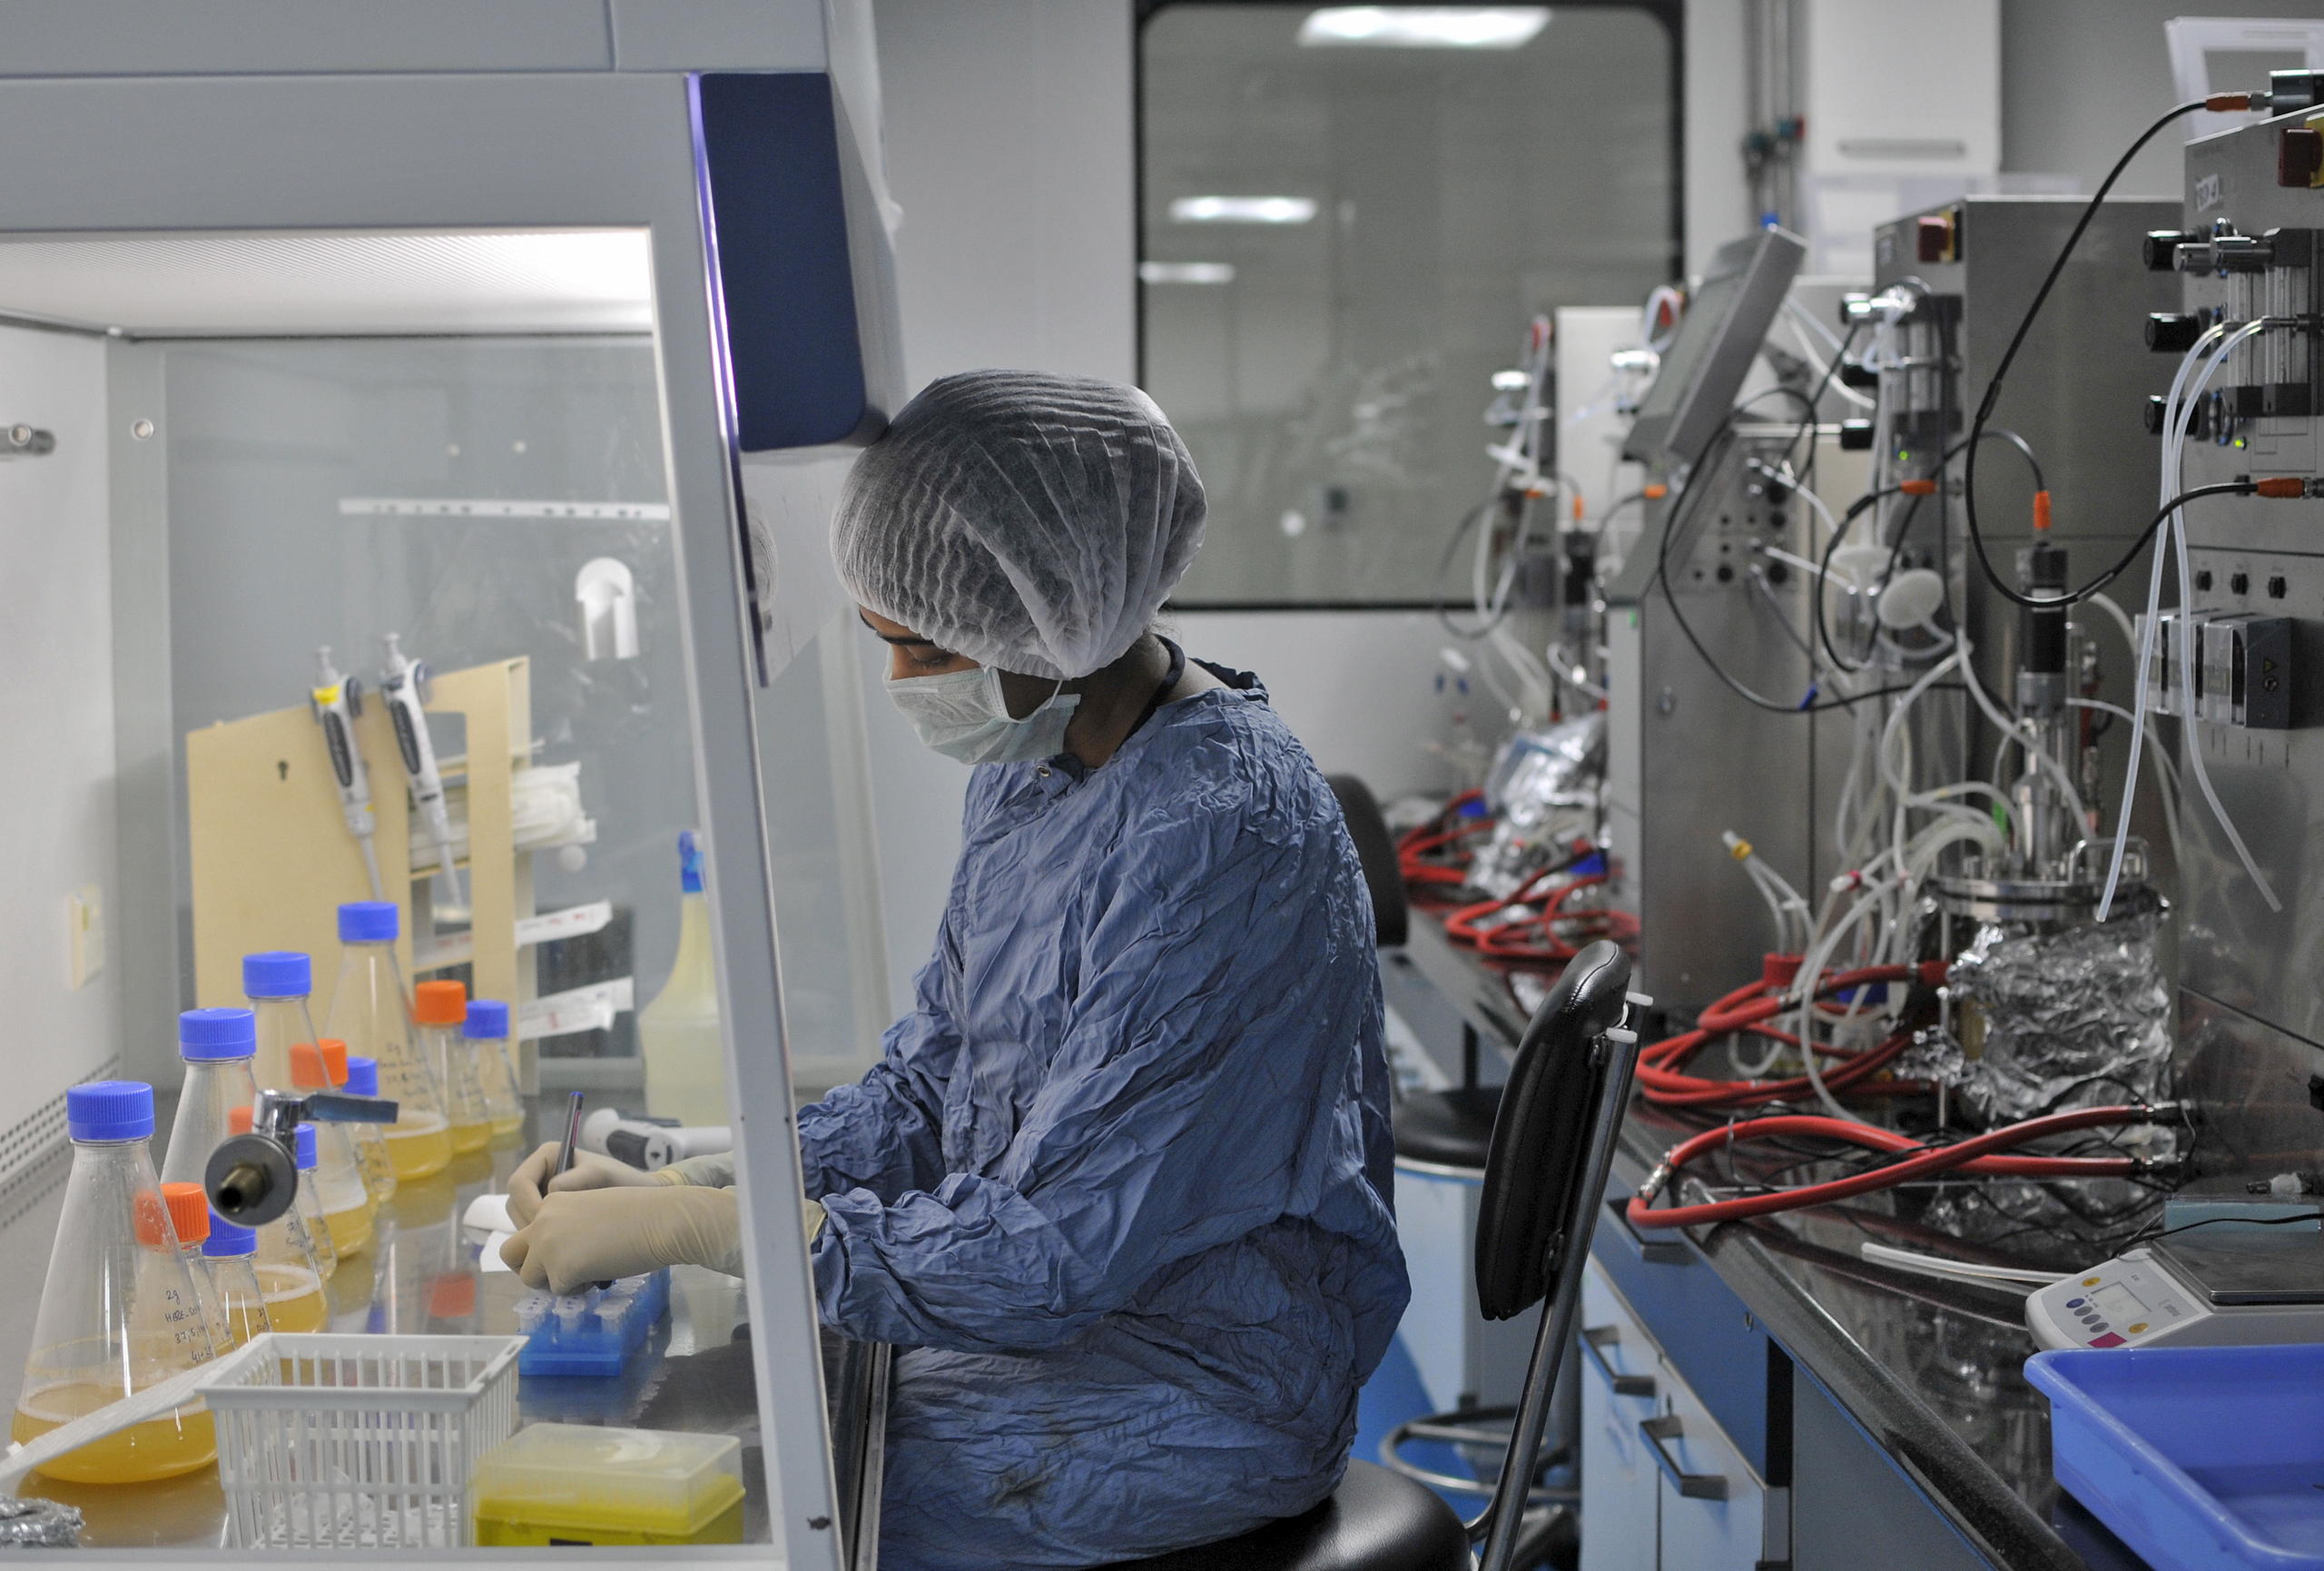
(554, 1090, 586, 1181)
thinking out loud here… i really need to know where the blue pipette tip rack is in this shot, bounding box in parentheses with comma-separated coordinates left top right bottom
(515, 1269, 670, 1378)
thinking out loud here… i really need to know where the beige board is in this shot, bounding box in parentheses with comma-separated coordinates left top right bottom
(186, 657, 536, 1038)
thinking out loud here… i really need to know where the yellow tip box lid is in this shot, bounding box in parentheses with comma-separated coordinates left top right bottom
(470, 1423, 745, 1540)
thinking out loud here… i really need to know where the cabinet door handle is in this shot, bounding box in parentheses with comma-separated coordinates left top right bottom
(1579, 1325, 1657, 1398)
(1638, 1413, 1728, 1500)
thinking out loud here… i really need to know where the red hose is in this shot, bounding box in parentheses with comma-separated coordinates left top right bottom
(1397, 790, 1491, 900)
(1442, 854, 1637, 967)
(1626, 1105, 2155, 1229)
(1636, 960, 1945, 1110)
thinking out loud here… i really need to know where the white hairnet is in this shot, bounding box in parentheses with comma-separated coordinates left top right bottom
(831, 371, 1206, 680)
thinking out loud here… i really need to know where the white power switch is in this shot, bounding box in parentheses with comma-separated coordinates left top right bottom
(68, 886, 104, 989)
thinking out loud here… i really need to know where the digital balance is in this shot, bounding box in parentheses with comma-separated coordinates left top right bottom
(2027, 1227, 2324, 1351)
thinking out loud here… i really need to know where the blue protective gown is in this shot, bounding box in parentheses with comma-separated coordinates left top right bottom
(797, 665, 1408, 1570)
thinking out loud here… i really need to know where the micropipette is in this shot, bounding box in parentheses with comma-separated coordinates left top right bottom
(378, 633, 465, 909)
(310, 647, 385, 900)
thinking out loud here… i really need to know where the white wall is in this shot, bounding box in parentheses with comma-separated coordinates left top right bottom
(862, 0, 1138, 1013)
(2002, 0, 2324, 194)
(1174, 611, 1462, 802)
(0, 324, 121, 1151)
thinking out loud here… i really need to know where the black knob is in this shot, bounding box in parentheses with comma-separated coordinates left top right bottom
(1838, 361, 1879, 390)
(2144, 230, 2200, 272)
(2147, 313, 2203, 352)
(2145, 395, 2168, 435)
(1837, 420, 1875, 451)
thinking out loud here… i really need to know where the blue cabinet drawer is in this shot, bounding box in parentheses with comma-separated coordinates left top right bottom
(1591, 1177, 1774, 1477)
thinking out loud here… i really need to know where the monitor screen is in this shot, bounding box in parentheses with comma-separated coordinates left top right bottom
(1623, 227, 1804, 470)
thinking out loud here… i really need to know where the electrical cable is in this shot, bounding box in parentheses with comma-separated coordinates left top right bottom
(1959, 95, 2245, 608)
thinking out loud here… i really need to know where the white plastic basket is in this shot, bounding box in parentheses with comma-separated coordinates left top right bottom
(207, 1332, 524, 1549)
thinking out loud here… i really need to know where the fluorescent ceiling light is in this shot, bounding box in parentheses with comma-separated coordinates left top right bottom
(1298, 6, 1551, 48)
(1169, 196, 1318, 225)
(1140, 262, 1237, 284)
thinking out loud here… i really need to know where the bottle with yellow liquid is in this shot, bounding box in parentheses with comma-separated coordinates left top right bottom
(15, 1082, 217, 1485)
(324, 902, 449, 1182)
(226, 1108, 332, 1322)
(642, 831, 728, 1127)
(158, 1007, 259, 1190)
(415, 981, 493, 1157)
(241, 950, 317, 1096)
(159, 1183, 227, 1353)
(289, 1122, 356, 1275)
(340, 1053, 399, 1204)
(199, 1216, 271, 1350)
(290, 1039, 375, 1253)
(465, 999, 524, 1141)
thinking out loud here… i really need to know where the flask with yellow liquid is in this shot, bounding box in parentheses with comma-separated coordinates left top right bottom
(414, 981, 493, 1156)
(14, 1082, 217, 1485)
(323, 902, 449, 1181)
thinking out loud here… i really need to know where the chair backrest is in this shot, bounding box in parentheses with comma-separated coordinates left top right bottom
(1467, 939, 1639, 1571)
(1325, 773, 1410, 949)
(1473, 939, 1634, 1320)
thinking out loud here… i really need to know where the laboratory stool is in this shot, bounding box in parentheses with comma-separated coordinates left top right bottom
(1102, 1460, 1467, 1570)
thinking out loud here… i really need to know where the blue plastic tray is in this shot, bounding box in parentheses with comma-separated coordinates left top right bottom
(2028, 1344, 2324, 1571)
(516, 1269, 670, 1378)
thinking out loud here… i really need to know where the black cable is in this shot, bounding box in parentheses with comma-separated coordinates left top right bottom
(2031, 481, 2257, 606)
(1960, 98, 2219, 608)
(1655, 426, 1962, 714)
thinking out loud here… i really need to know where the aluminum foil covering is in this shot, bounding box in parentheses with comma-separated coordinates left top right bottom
(1471, 713, 1603, 898)
(0, 1498, 82, 1548)
(1949, 911, 2172, 1125)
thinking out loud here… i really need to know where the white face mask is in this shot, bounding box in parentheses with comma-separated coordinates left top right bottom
(885, 665, 1081, 765)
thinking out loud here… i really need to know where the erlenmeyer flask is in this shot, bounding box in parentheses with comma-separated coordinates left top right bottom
(14, 1082, 217, 1484)
(241, 951, 317, 1097)
(323, 901, 449, 1181)
(201, 1217, 271, 1351)
(160, 1183, 226, 1354)
(465, 999, 523, 1141)
(227, 1108, 330, 1329)
(158, 1007, 258, 1189)
(340, 1052, 399, 1204)
(289, 1122, 340, 1281)
(415, 981, 492, 1157)
(291, 1039, 375, 1255)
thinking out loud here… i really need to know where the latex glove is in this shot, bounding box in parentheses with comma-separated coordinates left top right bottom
(505, 1141, 676, 1226)
(499, 1184, 742, 1293)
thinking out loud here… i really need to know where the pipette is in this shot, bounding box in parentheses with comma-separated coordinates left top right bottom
(378, 633, 465, 909)
(310, 647, 385, 899)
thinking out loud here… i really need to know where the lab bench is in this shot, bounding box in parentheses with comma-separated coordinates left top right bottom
(1389, 916, 2153, 1571)
(0, 1098, 888, 1557)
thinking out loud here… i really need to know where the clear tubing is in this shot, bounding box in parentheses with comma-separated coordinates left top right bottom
(2101, 321, 2276, 918)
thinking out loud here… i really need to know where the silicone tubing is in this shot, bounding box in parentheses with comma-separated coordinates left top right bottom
(1627, 1105, 2153, 1230)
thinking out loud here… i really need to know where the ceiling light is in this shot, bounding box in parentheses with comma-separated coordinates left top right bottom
(1139, 262, 1237, 284)
(1298, 7, 1551, 48)
(1168, 196, 1318, 225)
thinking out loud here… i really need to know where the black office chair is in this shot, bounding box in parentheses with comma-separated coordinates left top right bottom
(1106, 943, 1641, 1571)
(1327, 774, 1410, 949)
(1324, 773, 1500, 1181)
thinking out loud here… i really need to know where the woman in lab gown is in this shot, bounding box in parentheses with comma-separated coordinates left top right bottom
(503, 371, 1408, 1569)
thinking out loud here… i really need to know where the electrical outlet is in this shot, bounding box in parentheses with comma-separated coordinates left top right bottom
(68, 885, 103, 989)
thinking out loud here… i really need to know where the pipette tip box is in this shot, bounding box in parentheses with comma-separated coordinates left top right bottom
(514, 1270, 668, 1378)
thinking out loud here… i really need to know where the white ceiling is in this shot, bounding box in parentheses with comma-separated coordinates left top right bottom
(0, 229, 655, 337)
